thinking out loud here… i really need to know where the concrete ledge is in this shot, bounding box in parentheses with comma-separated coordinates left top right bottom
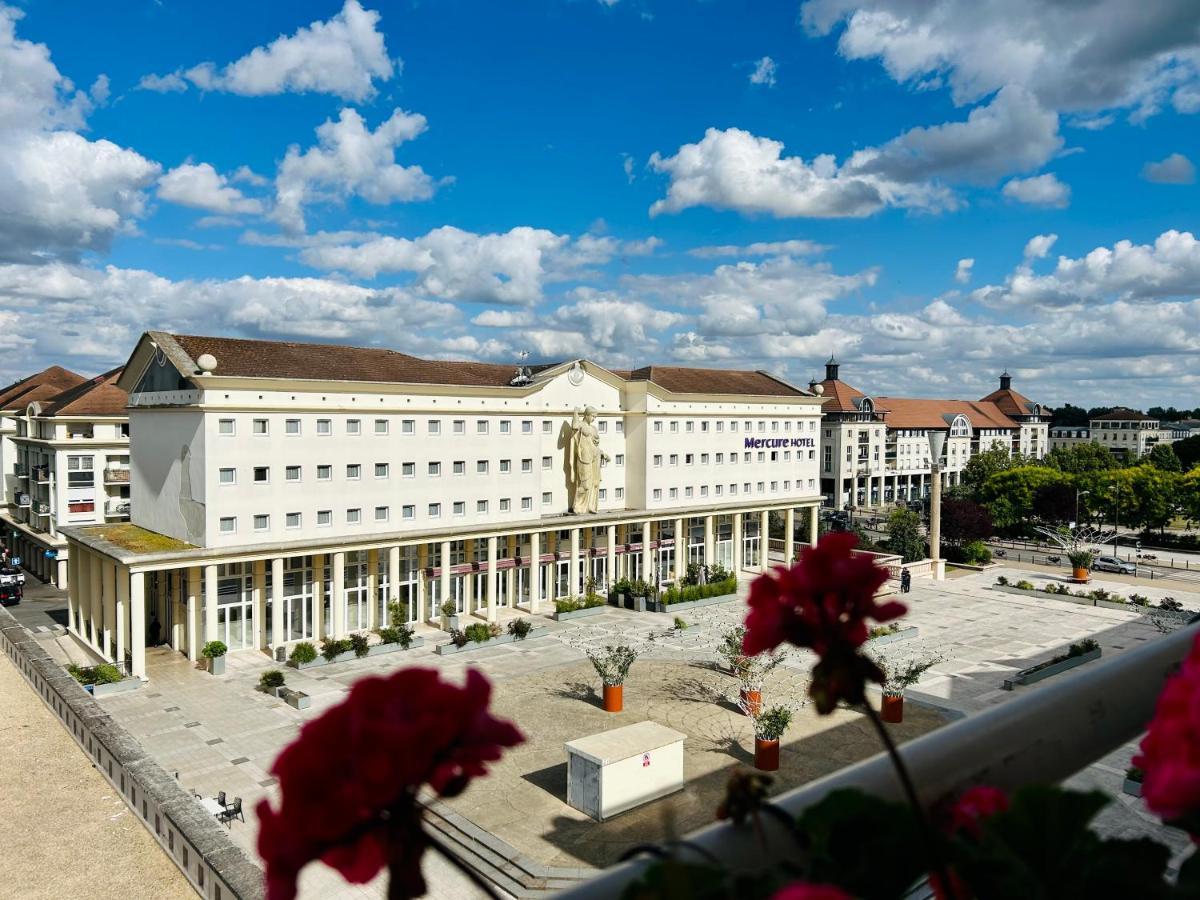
(553, 605, 607, 622)
(649, 592, 737, 614)
(0, 606, 263, 899)
(867, 625, 919, 646)
(88, 676, 145, 698)
(434, 627, 550, 656)
(1003, 647, 1101, 690)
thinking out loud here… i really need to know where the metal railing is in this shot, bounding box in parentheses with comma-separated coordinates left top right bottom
(103, 467, 131, 483)
(556, 621, 1199, 899)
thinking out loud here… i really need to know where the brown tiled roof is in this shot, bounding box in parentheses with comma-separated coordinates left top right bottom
(875, 397, 1017, 430)
(627, 365, 807, 396)
(1091, 407, 1155, 422)
(980, 386, 1039, 417)
(0, 365, 85, 411)
(40, 368, 127, 417)
(814, 378, 885, 414)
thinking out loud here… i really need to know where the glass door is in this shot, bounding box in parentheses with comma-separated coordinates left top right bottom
(217, 564, 252, 650)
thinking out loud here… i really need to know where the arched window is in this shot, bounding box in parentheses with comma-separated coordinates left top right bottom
(950, 415, 970, 437)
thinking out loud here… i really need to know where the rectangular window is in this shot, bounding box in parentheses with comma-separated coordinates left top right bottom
(653, 488, 662, 500)
(521, 458, 532, 473)
(218, 419, 235, 435)
(543, 420, 553, 434)
(542, 456, 552, 469)
(654, 421, 663, 433)
(615, 454, 624, 466)
(477, 420, 489, 434)
(716, 421, 724, 433)
(616, 421, 624, 434)
(316, 419, 331, 435)
(521, 496, 532, 511)
(700, 486, 709, 497)
(317, 464, 332, 480)
(218, 468, 236, 485)
(428, 419, 441, 435)
(375, 506, 389, 522)
(252, 419, 268, 435)
(542, 492, 552, 505)
(375, 419, 389, 435)
(500, 498, 512, 512)
(686, 421, 695, 433)
(499, 459, 511, 474)
(428, 462, 441, 476)
(285, 419, 301, 435)
(402, 505, 415, 520)
(453, 460, 465, 475)
(253, 466, 269, 483)
(453, 419, 466, 434)
(402, 462, 415, 477)
(375, 463, 389, 478)
(427, 503, 440, 519)
(286, 512, 302, 529)
(670, 421, 679, 433)
(521, 420, 533, 434)
(598, 421, 607, 433)
(669, 487, 678, 499)
(347, 508, 362, 524)
(317, 510, 332, 527)
(700, 453, 709, 464)
(500, 420, 511, 434)
(685, 486, 694, 498)
(347, 464, 361, 480)
(453, 501, 465, 517)
(685, 453, 694, 465)
(653, 454, 663, 467)
(670, 454, 679, 465)
(716, 453, 724, 464)
(477, 460, 489, 474)
(219, 517, 236, 534)
(285, 465, 301, 482)
(477, 500, 488, 513)
(599, 488, 607, 501)
(715, 484, 723, 496)
(702, 421, 710, 432)
(347, 419, 361, 435)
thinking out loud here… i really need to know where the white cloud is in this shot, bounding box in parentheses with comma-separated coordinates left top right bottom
(622, 154, 635, 183)
(974, 229, 1200, 308)
(1001, 173, 1070, 208)
(0, 6, 159, 262)
(688, 239, 829, 258)
(800, 0, 1200, 120)
(471, 310, 534, 328)
(274, 107, 439, 233)
(1023, 233, 1058, 259)
(749, 56, 777, 86)
(143, 1, 394, 101)
(158, 162, 264, 215)
(954, 258, 974, 283)
(1142, 152, 1196, 184)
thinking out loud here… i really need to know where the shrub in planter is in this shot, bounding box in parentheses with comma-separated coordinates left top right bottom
(868, 623, 900, 639)
(68, 663, 123, 686)
(962, 540, 993, 565)
(612, 578, 633, 597)
(752, 706, 792, 771)
(320, 638, 352, 662)
(201, 640, 228, 659)
(349, 633, 371, 658)
(378, 624, 414, 648)
(289, 642, 317, 665)
(488, 622, 502, 638)
(259, 669, 286, 691)
(717, 625, 749, 675)
(449, 628, 468, 648)
(587, 644, 639, 712)
(1128, 593, 1150, 607)
(440, 601, 458, 618)
(673, 616, 688, 631)
(507, 618, 532, 640)
(1068, 549, 1094, 579)
(995, 575, 1009, 586)
(1159, 597, 1183, 612)
(1014, 580, 1035, 590)
(555, 597, 583, 614)
(464, 623, 492, 644)
(1069, 638, 1100, 657)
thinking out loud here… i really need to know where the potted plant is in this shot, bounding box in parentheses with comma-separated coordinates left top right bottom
(750, 706, 792, 771)
(1068, 549, 1094, 582)
(611, 577, 633, 607)
(440, 600, 460, 632)
(507, 618, 532, 640)
(716, 625, 750, 677)
(872, 651, 941, 723)
(1123, 766, 1144, 797)
(259, 669, 287, 698)
(586, 644, 638, 712)
(201, 640, 228, 675)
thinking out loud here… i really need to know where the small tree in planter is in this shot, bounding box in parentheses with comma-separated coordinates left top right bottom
(744, 705, 792, 771)
(586, 644, 639, 712)
(716, 625, 749, 676)
(733, 649, 788, 717)
(507, 618, 532, 640)
(259, 669, 287, 698)
(440, 601, 460, 632)
(868, 647, 942, 723)
(289, 642, 317, 665)
(611, 578, 633, 606)
(1068, 549, 1094, 582)
(201, 640, 228, 675)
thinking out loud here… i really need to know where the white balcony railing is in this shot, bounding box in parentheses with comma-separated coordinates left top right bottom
(556, 621, 1200, 899)
(103, 467, 131, 484)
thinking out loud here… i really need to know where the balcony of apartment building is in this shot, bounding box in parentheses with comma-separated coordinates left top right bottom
(65, 424, 94, 440)
(32, 465, 51, 485)
(13, 462, 27, 480)
(104, 497, 131, 519)
(103, 465, 131, 485)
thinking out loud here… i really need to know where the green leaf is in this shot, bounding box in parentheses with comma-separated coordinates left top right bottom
(796, 788, 928, 900)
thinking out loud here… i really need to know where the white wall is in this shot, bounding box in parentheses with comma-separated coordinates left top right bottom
(129, 409, 205, 545)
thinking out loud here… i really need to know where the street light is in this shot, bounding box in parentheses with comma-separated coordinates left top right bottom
(1074, 489, 1090, 546)
(927, 430, 946, 580)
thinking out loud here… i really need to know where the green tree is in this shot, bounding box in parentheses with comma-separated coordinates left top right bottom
(1182, 467, 1200, 525)
(1050, 403, 1090, 427)
(1175, 435, 1200, 471)
(884, 508, 926, 563)
(940, 498, 992, 546)
(1084, 466, 1180, 532)
(979, 465, 1069, 530)
(1147, 442, 1182, 472)
(1044, 442, 1116, 474)
(960, 445, 1018, 499)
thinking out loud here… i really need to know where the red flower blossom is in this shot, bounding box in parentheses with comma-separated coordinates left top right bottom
(256, 667, 523, 900)
(947, 785, 1009, 838)
(743, 532, 903, 712)
(771, 883, 853, 900)
(1134, 632, 1200, 830)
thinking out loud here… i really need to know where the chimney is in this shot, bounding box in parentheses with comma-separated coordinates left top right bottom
(825, 355, 839, 382)
(999, 370, 1012, 391)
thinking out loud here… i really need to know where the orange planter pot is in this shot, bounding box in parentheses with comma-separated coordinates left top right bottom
(740, 688, 762, 717)
(754, 738, 780, 771)
(1073, 567, 1090, 582)
(881, 692, 904, 723)
(603, 683, 623, 713)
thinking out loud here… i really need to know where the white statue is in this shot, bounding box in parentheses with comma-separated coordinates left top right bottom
(569, 406, 609, 513)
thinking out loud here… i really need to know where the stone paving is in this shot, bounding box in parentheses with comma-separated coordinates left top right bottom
(90, 567, 1199, 897)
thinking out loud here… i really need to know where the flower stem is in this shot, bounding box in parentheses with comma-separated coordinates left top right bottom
(422, 823, 505, 900)
(862, 701, 958, 900)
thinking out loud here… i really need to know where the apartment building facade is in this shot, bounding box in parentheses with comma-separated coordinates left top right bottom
(64, 332, 824, 678)
(1049, 408, 1168, 459)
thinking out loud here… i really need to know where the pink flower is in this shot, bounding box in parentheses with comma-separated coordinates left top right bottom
(743, 532, 902, 712)
(771, 883, 853, 900)
(948, 785, 1009, 838)
(1134, 632, 1200, 828)
(257, 668, 523, 900)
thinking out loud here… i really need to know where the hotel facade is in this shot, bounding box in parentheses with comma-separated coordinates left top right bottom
(1048, 407, 1169, 460)
(62, 333, 825, 678)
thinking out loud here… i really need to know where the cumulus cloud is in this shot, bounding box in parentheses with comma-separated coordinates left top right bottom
(688, 239, 829, 258)
(1142, 152, 1196, 184)
(749, 56, 777, 86)
(0, 5, 159, 262)
(274, 107, 440, 233)
(158, 162, 265, 215)
(141, 1, 394, 101)
(954, 258, 974, 283)
(1001, 173, 1070, 207)
(1023, 233, 1058, 259)
(800, 0, 1200, 120)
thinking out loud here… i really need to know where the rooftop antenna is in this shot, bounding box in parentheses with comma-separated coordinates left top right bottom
(510, 350, 532, 386)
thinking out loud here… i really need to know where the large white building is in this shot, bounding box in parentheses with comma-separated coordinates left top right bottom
(813, 360, 1049, 509)
(1, 368, 130, 586)
(1049, 408, 1169, 459)
(64, 332, 825, 677)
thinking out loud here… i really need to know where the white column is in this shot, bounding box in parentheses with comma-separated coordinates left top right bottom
(784, 508, 795, 564)
(528, 532, 541, 613)
(440, 541, 452, 614)
(66, 550, 79, 634)
(115, 566, 128, 668)
(203, 564, 218, 646)
(486, 536, 498, 622)
(606, 525, 616, 592)
(271, 556, 285, 647)
(367, 549, 379, 630)
(809, 504, 819, 547)
(89, 551, 102, 651)
(186, 566, 199, 662)
(568, 528, 580, 599)
(55, 557, 67, 589)
(759, 509, 770, 572)
(129, 570, 146, 679)
(312, 553, 325, 639)
(732, 512, 743, 572)
(703, 514, 715, 568)
(674, 517, 684, 576)
(169, 571, 183, 652)
(641, 520, 653, 585)
(252, 559, 266, 650)
(331, 551, 346, 637)
(388, 546, 401, 605)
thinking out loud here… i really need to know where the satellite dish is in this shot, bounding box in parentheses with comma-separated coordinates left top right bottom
(196, 353, 218, 374)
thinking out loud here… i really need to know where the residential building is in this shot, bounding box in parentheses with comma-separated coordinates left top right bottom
(0, 365, 86, 507)
(63, 332, 825, 677)
(1048, 408, 1169, 459)
(813, 359, 1049, 509)
(3, 369, 130, 586)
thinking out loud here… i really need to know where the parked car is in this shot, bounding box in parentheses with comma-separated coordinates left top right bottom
(0, 583, 21, 606)
(1093, 555, 1137, 575)
(0, 567, 25, 587)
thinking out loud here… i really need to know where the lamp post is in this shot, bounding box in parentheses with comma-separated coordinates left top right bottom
(927, 430, 947, 580)
(1074, 489, 1090, 547)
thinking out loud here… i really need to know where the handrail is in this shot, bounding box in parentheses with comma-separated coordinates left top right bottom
(556, 621, 1199, 898)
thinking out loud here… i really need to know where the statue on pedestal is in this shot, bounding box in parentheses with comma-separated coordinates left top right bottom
(569, 406, 609, 513)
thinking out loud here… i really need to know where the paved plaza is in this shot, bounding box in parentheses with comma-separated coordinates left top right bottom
(26, 565, 1200, 896)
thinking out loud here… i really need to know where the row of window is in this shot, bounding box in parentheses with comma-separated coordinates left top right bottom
(217, 417, 621, 437)
(217, 454, 628, 485)
(649, 478, 816, 501)
(652, 419, 815, 434)
(653, 449, 815, 467)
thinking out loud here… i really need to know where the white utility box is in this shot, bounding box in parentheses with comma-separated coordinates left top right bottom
(564, 721, 686, 822)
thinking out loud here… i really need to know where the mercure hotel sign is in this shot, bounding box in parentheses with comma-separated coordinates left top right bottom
(744, 437, 816, 449)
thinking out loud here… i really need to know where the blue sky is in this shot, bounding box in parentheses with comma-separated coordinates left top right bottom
(1, 0, 1198, 406)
